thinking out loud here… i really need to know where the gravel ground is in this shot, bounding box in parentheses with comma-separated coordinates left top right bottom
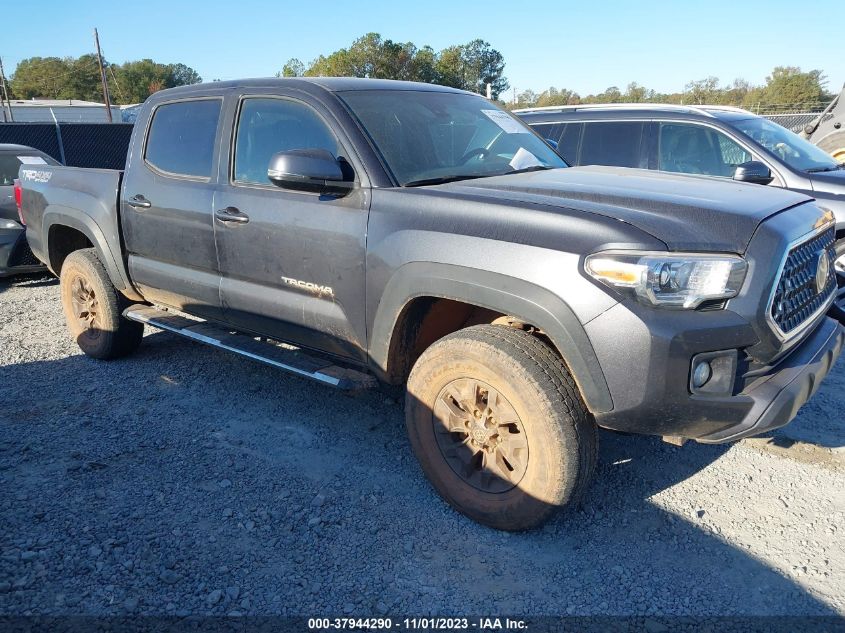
(0, 274, 843, 617)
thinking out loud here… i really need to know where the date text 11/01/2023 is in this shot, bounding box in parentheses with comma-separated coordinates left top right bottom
(308, 617, 528, 630)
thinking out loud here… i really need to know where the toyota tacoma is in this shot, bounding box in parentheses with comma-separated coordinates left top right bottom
(17, 78, 844, 530)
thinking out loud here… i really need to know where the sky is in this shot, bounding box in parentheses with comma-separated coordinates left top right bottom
(2, 0, 842, 100)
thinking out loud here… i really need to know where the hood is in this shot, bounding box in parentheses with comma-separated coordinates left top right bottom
(439, 166, 813, 252)
(809, 168, 845, 194)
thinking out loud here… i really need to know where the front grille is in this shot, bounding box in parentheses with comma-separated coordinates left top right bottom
(7, 238, 40, 268)
(770, 226, 837, 336)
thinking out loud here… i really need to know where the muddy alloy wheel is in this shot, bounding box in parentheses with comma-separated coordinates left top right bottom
(69, 275, 102, 338)
(406, 324, 597, 531)
(433, 378, 529, 494)
(59, 248, 144, 360)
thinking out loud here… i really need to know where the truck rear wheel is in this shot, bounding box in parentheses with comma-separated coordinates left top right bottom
(60, 249, 143, 360)
(405, 324, 597, 530)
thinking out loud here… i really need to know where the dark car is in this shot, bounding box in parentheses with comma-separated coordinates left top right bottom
(515, 104, 845, 274)
(0, 144, 58, 276)
(18, 79, 844, 530)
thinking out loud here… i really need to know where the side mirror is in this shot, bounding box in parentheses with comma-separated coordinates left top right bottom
(733, 160, 773, 185)
(267, 149, 353, 195)
(545, 138, 559, 150)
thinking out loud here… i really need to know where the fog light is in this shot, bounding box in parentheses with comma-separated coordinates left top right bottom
(689, 350, 738, 395)
(692, 361, 712, 388)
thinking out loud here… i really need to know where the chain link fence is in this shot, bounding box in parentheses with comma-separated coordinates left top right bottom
(0, 122, 133, 169)
(762, 112, 833, 133)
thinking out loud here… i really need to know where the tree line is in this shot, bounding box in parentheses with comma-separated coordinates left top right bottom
(509, 67, 833, 112)
(280, 33, 509, 100)
(7, 56, 202, 105)
(6, 38, 835, 114)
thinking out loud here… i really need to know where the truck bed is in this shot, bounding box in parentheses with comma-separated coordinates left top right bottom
(18, 164, 134, 294)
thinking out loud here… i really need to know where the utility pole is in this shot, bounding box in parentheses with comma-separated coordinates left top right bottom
(93, 28, 113, 122)
(0, 56, 13, 122)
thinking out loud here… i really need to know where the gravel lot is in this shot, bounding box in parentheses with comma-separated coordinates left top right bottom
(1, 273, 843, 618)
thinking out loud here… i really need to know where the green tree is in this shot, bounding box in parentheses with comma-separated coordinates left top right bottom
(459, 39, 508, 99)
(535, 87, 579, 107)
(111, 59, 202, 104)
(280, 58, 306, 77)
(683, 76, 720, 104)
(744, 66, 828, 109)
(434, 45, 464, 89)
(168, 63, 202, 87)
(10, 55, 200, 104)
(412, 46, 438, 84)
(280, 34, 509, 98)
(10, 57, 79, 99)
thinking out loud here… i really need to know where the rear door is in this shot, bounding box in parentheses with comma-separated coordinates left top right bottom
(212, 92, 370, 361)
(121, 96, 225, 320)
(579, 121, 648, 169)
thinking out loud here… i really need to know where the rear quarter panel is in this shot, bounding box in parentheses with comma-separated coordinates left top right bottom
(19, 165, 135, 293)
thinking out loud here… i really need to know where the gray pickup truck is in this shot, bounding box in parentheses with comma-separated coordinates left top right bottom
(17, 78, 844, 530)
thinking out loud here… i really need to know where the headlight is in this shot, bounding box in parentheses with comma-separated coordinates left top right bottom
(0, 219, 22, 230)
(585, 251, 748, 309)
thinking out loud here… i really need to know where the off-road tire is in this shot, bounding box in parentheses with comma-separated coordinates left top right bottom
(405, 324, 597, 531)
(60, 248, 143, 360)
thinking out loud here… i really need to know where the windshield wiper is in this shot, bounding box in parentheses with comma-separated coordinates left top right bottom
(806, 165, 842, 173)
(504, 165, 555, 176)
(403, 175, 484, 187)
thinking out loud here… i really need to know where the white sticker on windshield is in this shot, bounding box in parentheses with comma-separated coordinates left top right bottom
(482, 109, 529, 134)
(18, 156, 47, 165)
(509, 147, 543, 171)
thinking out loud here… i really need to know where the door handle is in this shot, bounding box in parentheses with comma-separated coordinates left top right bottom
(215, 206, 249, 224)
(126, 194, 151, 209)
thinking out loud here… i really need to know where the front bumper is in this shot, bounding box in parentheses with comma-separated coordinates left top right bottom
(696, 316, 842, 443)
(0, 222, 45, 277)
(587, 297, 843, 443)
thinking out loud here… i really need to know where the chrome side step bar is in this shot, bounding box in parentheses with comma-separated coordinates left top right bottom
(123, 305, 376, 390)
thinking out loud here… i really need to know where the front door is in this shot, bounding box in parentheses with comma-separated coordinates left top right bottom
(213, 95, 369, 362)
(121, 96, 225, 320)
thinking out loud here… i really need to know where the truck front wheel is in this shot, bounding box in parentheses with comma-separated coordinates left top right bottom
(59, 249, 143, 360)
(405, 325, 597, 530)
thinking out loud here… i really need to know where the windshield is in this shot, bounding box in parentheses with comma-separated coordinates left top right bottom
(732, 117, 839, 172)
(339, 90, 566, 185)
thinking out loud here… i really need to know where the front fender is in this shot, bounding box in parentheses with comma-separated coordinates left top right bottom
(370, 262, 613, 414)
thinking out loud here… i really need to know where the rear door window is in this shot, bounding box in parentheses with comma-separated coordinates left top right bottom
(0, 154, 54, 186)
(557, 123, 583, 165)
(579, 122, 645, 168)
(0, 155, 23, 186)
(145, 99, 222, 178)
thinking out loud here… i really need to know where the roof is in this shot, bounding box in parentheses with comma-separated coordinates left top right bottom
(514, 102, 760, 121)
(154, 76, 469, 98)
(0, 143, 47, 153)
